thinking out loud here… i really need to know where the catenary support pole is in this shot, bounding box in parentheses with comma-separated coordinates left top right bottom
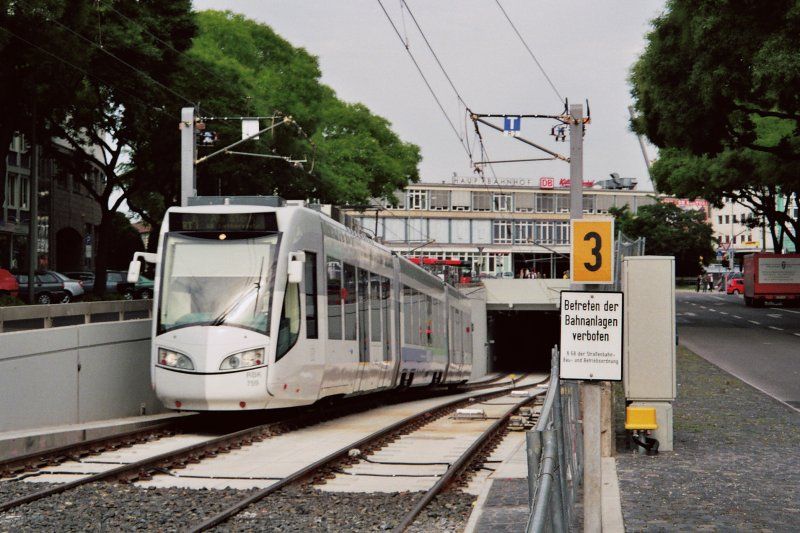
(568, 102, 602, 532)
(180, 107, 196, 207)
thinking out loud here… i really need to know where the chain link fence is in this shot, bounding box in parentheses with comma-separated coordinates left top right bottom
(614, 231, 646, 290)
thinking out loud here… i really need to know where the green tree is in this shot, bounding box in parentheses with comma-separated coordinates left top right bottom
(38, 1, 195, 295)
(630, 0, 800, 252)
(106, 212, 144, 270)
(126, 10, 420, 231)
(610, 202, 715, 276)
(1, 1, 196, 292)
(0, 0, 93, 209)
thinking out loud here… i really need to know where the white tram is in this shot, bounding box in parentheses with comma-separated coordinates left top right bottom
(128, 199, 473, 411)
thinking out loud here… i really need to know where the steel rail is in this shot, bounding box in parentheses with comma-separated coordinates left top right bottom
(392, 392, 540, 532)
(188, 380, 546, 532)
(0, 417, 287, 513)
(0, 382, 526, 514)
(0, 420, 181, 478)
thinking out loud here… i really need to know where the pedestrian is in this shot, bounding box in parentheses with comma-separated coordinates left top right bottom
(696, 274, 702, 292)
(706, 273, 713, 292)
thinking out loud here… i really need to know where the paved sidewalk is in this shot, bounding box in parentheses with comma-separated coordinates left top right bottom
(615, 345, 800, 531)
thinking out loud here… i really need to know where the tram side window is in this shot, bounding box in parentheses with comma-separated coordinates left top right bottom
(326, 257, 342, 340)
(425, 295, 433, 346)
(276, 282, 301, 360)
(370, 273, 381, 342)
(411, 291, 418, 344)
(381, 277, 391, 361)
(403, 285, 413, 344)
(305, 252, 318, 339)
(343, 262, 357, 341)
(431, 299, 440, 349)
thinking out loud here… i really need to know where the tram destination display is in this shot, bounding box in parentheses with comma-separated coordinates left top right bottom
(559, 290, 623, 381)
(169, 212, 278, 232)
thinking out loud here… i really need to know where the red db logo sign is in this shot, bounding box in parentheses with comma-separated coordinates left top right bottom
(539, 177, 554, 189)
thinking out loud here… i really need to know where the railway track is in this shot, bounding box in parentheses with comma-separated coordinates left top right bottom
(0, 374, 518, 483)
(0, 375, 544, 530)
(189, 379, 544, 531)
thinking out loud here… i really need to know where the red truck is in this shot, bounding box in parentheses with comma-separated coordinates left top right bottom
(743, 253, 800, 307)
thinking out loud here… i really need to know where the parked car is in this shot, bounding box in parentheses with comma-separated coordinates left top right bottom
(726, 277, 745, 295)
(14, 271, 69, 305)
(0, 268, 20, 298)
(51, 271, 85, 303)
(63, 270, 129, 296)
(119, 275, 154, 300)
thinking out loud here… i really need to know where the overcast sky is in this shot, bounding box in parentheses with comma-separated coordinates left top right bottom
(193, 1, 665, 190)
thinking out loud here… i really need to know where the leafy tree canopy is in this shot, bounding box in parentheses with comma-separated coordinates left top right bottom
(610, 202, 715, 276)
(630, 0, 800, 252)
(1, 0, 196, 293)
(127, 10, 420, 231)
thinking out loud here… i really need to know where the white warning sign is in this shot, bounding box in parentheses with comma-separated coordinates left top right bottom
(559, 291, 623, 381)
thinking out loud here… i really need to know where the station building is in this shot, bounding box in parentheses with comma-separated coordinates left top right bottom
(344, 176, 658, 278)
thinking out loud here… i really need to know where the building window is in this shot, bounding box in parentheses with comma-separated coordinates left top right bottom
(18, 175, 29, 210)
(429, 189, 450, 210)
(732, 214, 738, 223)
(3, 173, 17, 208)
(514, 221, 534, 244)
(535, 221, 554, 244)
(451, 190, 471, 211)
(472, 219, 491, 243)
(582, 195, 595, 213)
(554, 222, 570, 244)
(556, 194, 570, 213)
(493, 220, 513, 244)
(515, 193, 535, 212)
(407, 218, 427, 241)
(725, 215, 730, 224)
(493, 194, 512, 212)
(407, 189, 428, 210)
(536, 194, 554, 213)
(718, 215, 723, 224)
(472, 192, 491, 211)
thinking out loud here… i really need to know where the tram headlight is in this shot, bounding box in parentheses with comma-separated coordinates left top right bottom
(158, 348, 194, 370)
(219, 348, 264, 371)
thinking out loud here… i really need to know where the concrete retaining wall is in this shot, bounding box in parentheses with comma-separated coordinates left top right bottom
(0, 319, 164, 433)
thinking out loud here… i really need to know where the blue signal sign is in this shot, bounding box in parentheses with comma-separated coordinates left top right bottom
(503, 115, 521, 134)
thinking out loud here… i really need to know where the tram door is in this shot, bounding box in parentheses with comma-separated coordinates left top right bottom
(381, 277, 391, 386)
(356, 268, 370, 391)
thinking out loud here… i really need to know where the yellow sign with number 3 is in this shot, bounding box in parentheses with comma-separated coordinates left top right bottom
(570, 219, 614, 284)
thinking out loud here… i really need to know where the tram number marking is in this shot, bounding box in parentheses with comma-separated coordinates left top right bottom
(246, 370, 261, 387)
(583, 232, 602, 272)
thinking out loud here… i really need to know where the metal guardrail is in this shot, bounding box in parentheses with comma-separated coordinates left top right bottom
(526, 347, 583, 533)
(0, 299, 152, 333)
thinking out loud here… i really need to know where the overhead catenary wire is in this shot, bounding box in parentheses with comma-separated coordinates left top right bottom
(493, 0, 564, 105)
(375, 0, 472, 160)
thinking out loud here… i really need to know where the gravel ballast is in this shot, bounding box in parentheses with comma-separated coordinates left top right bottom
(0, 481, 476, 532)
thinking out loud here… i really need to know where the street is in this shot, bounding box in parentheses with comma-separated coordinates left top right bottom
(676, 290, 800, 412)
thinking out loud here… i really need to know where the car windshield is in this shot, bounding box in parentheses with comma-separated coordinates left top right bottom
(158, 233, 279, 335)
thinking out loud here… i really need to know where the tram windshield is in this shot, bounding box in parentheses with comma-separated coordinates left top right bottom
(158, 233, 279, 335)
